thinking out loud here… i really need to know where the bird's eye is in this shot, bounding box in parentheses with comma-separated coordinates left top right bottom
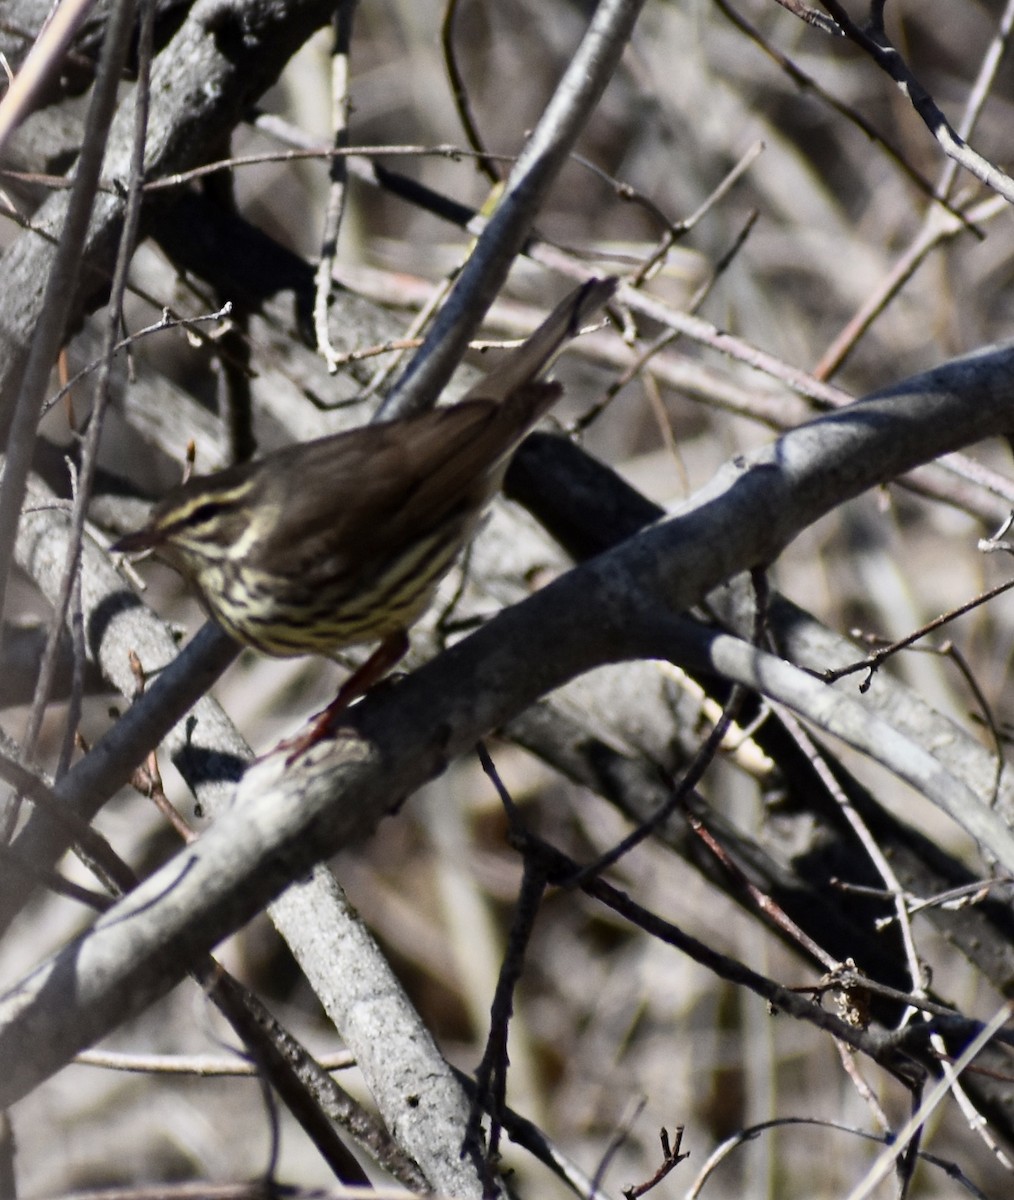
(186, 500, 227, 527)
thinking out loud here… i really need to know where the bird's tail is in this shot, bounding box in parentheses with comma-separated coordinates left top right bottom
(461, 276, 616, 406)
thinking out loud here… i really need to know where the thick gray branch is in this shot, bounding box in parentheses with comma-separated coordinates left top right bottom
(1, 339, 1014, 1104)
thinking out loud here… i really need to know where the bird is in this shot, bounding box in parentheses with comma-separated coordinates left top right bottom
(114, 276, 615, 754)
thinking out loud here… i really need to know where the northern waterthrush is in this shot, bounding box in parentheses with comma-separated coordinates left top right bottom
(115, 277, 615, 748)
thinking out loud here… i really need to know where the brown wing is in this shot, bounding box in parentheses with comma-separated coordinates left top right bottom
(251, 388, 556, 574)
(403, 380, 563, 514)
(146, 277, 613, 574)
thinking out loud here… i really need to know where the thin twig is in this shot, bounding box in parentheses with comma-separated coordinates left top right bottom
(313, 0, 357, 374)
(817, 0, 1014, 204)
(0, 0, 99, 156)
(13, 0, 154, 838)
(441, 0, 501, 184)
(0, 0, 137, 775)
(819, 577, 1014, 688)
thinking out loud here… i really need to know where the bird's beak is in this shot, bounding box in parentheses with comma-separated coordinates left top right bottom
(111, 525, 162, 554)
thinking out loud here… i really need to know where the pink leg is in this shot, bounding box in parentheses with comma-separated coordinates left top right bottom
(277, 630, 410, 763)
